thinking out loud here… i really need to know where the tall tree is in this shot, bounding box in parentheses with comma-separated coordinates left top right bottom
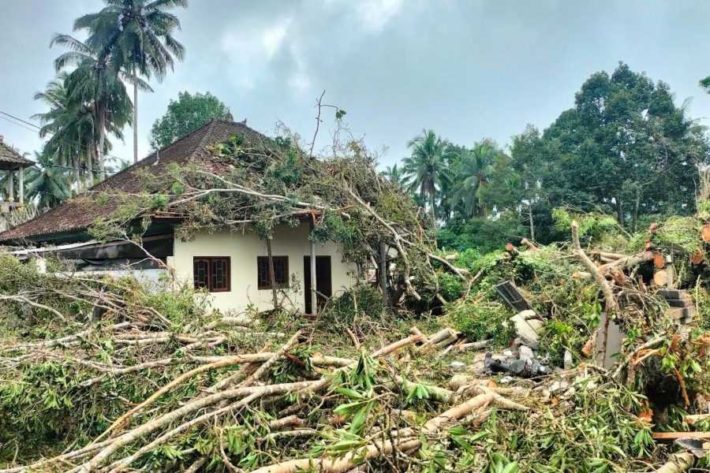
(402, 129, 449, 221)
(516, 62, 709, 229)
(51, 34, 136, 182)
(150, 91, 232, 148)
(447, 140, 500, 218)
(510, 126, 548, 241)
(33, 73, 95, 190)
(75, 0, 187, 163)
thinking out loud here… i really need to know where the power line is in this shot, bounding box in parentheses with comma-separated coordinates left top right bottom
(0, 114, 38, 134)
(0, 110, 40, 130)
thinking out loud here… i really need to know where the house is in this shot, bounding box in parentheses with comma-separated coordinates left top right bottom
(0, 120, 358, 314)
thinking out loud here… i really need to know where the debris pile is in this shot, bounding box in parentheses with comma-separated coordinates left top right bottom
(0, 210, 708, 473)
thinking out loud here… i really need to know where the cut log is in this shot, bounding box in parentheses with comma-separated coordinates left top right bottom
(654, 270, 669, 287)
(653, 252, 666, 269)
(654, 452, 694, 473)
(571, 221, 618, 315)
(684, 414, 710, 425)
(690, 249, 705, 265)
(702, 223, 710, 242)
(652, 432, 710, 441)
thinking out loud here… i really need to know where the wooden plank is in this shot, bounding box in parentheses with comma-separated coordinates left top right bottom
(652, 431, 710, 441)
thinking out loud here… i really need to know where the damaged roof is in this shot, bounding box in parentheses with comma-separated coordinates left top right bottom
(0, 120, 270, 243)
(0, 137, 33, 171)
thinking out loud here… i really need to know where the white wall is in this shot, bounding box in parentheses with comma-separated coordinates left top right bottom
(170, 222, 358, 314)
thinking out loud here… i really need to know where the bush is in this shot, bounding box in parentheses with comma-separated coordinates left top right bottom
(321, 285, 386, 328)
(446, 298, 515, 346)
(438, 213, 525, 254)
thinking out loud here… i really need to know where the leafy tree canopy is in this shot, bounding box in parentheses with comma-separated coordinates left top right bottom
(150, 91, 232, 149)
(527, 62, 709, 230)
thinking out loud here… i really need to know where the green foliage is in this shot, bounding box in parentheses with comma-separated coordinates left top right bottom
(321, 285, 386, 328)
(446, 375, 656, 472)
(438, 273, 463, 301)
(438, 212, 526, 253)
(150, 91, 232, 149)
(552, 208, 623, 242)
(446, 298, 514, 346)
(402, 129, 448, 220)
(23, 150, 72, 210)
(653, 216, 702, 254)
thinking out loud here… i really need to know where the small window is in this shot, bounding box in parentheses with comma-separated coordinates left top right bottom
(193, 257, 230, 292)
(257, 256, 289, 289)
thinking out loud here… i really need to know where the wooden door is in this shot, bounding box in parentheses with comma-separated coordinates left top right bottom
(304, 256, 332, 314)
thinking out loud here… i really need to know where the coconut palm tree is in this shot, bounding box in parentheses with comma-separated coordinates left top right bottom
(50, 34, 136, 182)
(448, 141, 499, 218)
(24, 151, 72, 210)
(75, 0, 186, 163)
(402, 130, 449, 221)
(382, 163, 408, 188)
(33, 73, 96, 190)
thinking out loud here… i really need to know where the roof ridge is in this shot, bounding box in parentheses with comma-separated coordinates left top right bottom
(88, 120, 218, 192)
(191, 119, 218, 160)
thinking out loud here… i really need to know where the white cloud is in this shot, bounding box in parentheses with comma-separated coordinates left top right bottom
(288, 71, 311, 96)
(262, 19, 291, 59)
(219, 17, 293, 90)
(286, 44, 312, 98)
(356, 0, 404, 32)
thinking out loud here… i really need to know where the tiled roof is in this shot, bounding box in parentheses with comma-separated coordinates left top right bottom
(0, 120, 270, 243)
(0, 139, 32, 171)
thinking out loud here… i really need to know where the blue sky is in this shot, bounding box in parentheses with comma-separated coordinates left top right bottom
(1, 0, 710, 167)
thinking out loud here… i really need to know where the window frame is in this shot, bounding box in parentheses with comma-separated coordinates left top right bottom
(257, 256, 289, 290)
(193, 257, 231, 293)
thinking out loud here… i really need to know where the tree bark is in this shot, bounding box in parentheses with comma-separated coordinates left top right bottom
(616, 196, 624, 227)
(379, 240, 389, 307)
(654, 453, 694, 473)
(632, 187, 641, 233)
(133, 73, 138, 164)
(97, 107, 105, 182)
(266, 237, 279, 310)
(528, 201, 535, 242)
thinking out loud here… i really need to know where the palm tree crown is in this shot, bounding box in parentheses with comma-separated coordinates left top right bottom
(402, 129, 449, 221)
(449, 141, 499, 218)
(24, 151, 72, 210)
(75, 0, 186, 163)
(50, 33, 135, 182)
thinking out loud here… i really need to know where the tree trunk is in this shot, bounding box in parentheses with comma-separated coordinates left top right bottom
(266, 237, 279, 311)
(74, 155, 81, 194)
(632, 187, 641, 233)
(97, 108, 105, 182)
(616, 196, 624, 227)
(429, 191, 436, 222)
(379, 240, 390, 307)
(133, 72, 138, 164)
(528, 201, 535, 242)
(87, 141, 94, 189)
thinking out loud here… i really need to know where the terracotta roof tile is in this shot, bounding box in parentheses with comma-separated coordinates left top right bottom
(0, 120, 269, 243)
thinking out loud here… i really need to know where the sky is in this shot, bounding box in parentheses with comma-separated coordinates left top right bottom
(2, 0, 710, 168)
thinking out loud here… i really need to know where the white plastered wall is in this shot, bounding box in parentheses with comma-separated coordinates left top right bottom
(169, 222, 358, 314)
